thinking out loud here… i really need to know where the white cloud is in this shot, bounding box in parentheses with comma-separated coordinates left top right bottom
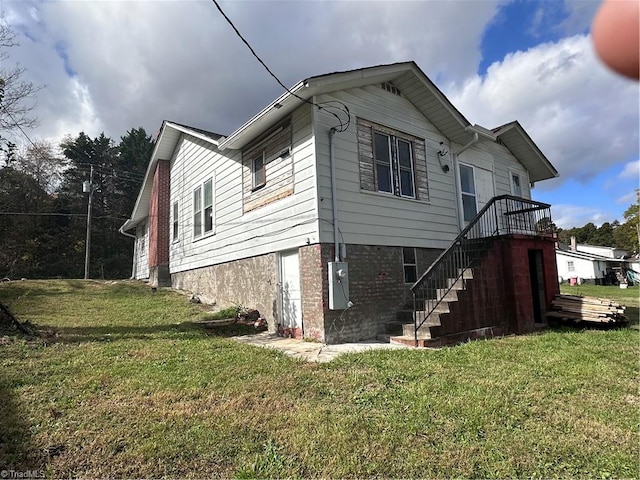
(618, 159, 640, 180)
(552, 203, 610, 229)
(447, 34, 640, 187)
(616, 191, 638, 205)
(3, 0, 502, 145)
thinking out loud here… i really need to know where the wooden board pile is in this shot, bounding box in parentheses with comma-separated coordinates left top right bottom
(547, 294, 627, 325)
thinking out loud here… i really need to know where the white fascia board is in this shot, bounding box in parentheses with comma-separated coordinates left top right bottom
(218, 81, 307, 151)
(121, 121, 184, 232)
(164, 122, 220, 147)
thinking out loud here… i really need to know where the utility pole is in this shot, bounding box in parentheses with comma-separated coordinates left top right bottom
(84, 165, 94, 280)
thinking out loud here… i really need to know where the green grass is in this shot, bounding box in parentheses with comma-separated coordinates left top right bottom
(0, 280, 638, 478)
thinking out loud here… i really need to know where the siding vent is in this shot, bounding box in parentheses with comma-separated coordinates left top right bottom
(381, 82, 401, 96)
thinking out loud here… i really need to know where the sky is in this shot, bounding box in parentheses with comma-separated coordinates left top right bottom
(1, 0, 638, 229)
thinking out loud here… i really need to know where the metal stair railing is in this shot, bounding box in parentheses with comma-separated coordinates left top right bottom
(410, 195, 553, 346)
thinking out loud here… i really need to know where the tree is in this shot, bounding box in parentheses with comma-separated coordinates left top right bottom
(0, 19, 40, 163)
(0, 166, 55, 278)
(56, 130, 152, 279)
(613, 190, 640, 254)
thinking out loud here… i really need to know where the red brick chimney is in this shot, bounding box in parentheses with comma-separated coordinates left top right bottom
(148, 159, 171, 286)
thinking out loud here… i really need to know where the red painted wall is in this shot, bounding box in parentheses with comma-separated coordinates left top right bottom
(439, 235, 559, 337)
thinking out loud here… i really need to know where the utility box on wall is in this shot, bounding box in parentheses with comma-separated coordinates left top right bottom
(328, 262, 349, 310)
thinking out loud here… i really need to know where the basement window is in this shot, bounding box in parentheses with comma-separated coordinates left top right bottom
(403, 247, 418, 284)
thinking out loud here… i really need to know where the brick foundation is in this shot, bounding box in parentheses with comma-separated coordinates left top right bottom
(299, 243, 442, 344)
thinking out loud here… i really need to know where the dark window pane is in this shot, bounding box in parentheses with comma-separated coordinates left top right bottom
(402, 247, 416, 264)
(398, 140, 412, 168)
(374, 132, 390, 165)
(460, 165, 475, 194)
(204, 206, 213, 232)
(253, 154, 265, 187)
(400, 169, 414, 197)
(462, 193, 477, 222)
(376, 164, 392, 193)
(404, 265, 417, 284)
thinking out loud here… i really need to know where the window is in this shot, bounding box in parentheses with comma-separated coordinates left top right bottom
(568, 261, 575, 272)
(459, 164, 477, 222)
(372, 131, 416, 198)
(172, 201, 179, 241)
(252, 152, 266, 189)
(403, 247, 418, 284)
(139, 221, 146, 251)
(193, 178, 214, 238)
(356, 118, 428, 201)
(511, 172, 522, 197)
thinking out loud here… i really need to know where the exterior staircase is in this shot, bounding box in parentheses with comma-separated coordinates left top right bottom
(388, 195, 555, 347)
(389, 269, 475, 347)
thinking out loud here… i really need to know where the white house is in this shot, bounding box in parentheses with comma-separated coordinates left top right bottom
(556, 248, 611, 284)
(121, 62, 559, 345)
(575, 244, 628, 259)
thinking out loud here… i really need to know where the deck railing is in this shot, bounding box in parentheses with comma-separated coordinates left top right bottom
(410, 195, 553, 346)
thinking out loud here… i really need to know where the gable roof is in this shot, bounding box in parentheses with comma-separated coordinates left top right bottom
(219, 61, 475, 150)
(492, 121, 559, 183)
(120, 120, 223, 233)
(121, 61, 559, 232)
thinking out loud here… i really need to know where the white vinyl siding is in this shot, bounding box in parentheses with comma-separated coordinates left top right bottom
(135, 221, 149, 279)
(315, 86, 459, 249)
(169, 104, 318, 273)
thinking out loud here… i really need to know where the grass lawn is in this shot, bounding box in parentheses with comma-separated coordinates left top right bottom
(0, 280, 638, 478)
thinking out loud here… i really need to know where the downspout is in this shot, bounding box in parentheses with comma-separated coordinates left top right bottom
(452, 132, 479, 231)
(119, 226, 138, 280)
(328, 127, 340, 261)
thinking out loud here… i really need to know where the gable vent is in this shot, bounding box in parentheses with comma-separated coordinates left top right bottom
(381, 82, 401, 96)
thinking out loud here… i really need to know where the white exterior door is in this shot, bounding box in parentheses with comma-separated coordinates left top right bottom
(459, 163, 495, 233)
(280, 250, 302, 330)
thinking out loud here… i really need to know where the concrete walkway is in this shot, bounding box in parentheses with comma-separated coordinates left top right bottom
(232, 331, 409, 363)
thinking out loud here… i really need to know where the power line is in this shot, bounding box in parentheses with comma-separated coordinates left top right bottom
(0, 104, 38, 150)
(210, 0, 350, 132)
(0, 212, 128, 220)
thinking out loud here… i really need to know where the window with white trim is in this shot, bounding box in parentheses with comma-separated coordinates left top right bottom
(567, 260, 575, 272)
(459, 164, 477, 222)
(373, 131, 416, 198)
(403, 247, 418, 283)
(172, 201, 179, 241)
(193, 178, 214, 238)
(511, 172, 522, 197)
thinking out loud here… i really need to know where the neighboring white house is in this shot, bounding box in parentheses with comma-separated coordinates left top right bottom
(556, 247, 610, 283)
(121, 61, 559, 344)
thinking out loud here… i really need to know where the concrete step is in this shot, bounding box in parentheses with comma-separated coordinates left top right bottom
(402, 321, 438, 337)
(458, 269, 473, 280)
(436, 288, 459, 302)
(389, 335, 442, 348)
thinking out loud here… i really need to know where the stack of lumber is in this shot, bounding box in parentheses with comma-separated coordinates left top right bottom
(547, 294, 627, 324)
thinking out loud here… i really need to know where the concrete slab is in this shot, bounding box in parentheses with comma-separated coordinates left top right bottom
(231, 332, 409, 363)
